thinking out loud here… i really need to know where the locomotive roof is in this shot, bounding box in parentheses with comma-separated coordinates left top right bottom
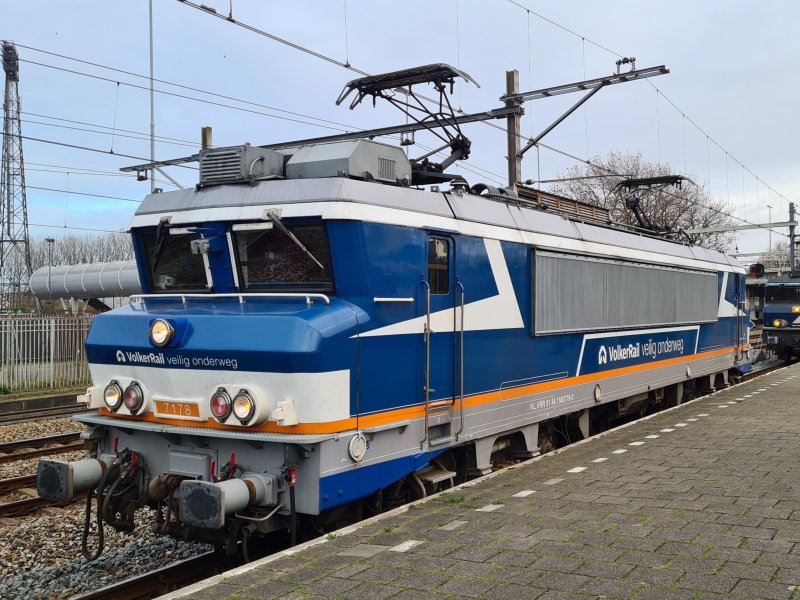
(132, 177, 743, 274)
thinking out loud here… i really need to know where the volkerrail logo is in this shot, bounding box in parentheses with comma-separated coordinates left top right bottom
(117, 350, 165, 365)
(578, 326, 698, 376)
(112, 349, 239, 370)
(598, 343, 642, 364)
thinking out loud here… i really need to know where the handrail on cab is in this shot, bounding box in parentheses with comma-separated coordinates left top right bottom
(129, 292, 331, 306)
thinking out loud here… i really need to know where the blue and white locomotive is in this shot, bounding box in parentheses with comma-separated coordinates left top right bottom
(37, 65, 751, 553)
(762, 276, 800, 358)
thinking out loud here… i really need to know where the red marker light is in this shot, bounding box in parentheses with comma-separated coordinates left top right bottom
(210, 460, 216, 481)
(288, 466, 297, 487)
(113, 436, 119, 454)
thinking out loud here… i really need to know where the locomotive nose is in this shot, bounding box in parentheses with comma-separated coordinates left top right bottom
(86, 299, 362, 372)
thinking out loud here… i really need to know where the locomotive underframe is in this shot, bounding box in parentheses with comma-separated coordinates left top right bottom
(762, 327, 800, 358)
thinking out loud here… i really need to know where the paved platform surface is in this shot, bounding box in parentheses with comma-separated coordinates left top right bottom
(168, 365, 800, 600)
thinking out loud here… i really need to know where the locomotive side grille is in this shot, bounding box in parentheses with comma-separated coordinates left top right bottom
(534, 251, 717, 335)
(378, 157, 396, 181)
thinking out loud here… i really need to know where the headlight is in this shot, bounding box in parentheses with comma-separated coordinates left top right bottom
(232, 390, 255, 423)
(793, 306, 800, 314)
(773, 319, 789, 328)
(123, 382, 144, 413)
(149, 319, 174, 347)
(103, 381, 123, 411)
(210, 388, 232, 422)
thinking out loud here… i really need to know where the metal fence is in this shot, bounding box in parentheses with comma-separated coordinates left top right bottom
(0, 314, 95, 392)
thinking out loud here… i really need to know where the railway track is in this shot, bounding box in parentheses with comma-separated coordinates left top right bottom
(0, 432, 83, 464)
(0, 404, 91, 425)
(0, 434, 86, 518)
(0, 493, 81, 518)
(0, 473, 35, 494)
(73, 550, 228, 600)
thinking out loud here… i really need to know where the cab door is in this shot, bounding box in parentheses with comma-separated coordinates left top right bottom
(422, 235, 461, 446)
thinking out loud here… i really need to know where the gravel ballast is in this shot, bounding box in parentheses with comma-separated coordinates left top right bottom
(0, 416, 211, 599)
(0, 505, 211, 599)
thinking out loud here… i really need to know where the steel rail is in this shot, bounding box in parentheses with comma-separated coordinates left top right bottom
(72, 550, 223, 600)
(0, 431, 82, 453)
(0, 405, 91, 425)
(0, 432, 84, 464)
(0, 473, 36, 494)
(0, 494, 77, 518)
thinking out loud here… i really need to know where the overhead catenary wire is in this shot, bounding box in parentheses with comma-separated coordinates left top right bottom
(29, 222, 125, 234)
(27, 185, 141, 204)
(27, 167, 176, 188)
(24, 111, 203, 147)
(17, 8, 793, 244)
(177, 0, 368, 75)
(655, 89, 661, 165)
(20, 59, 352, 134)
(26, 162, 177, 188)
(27, 162, 134, 176)
(19, 135, 199, 170)
(25, 7, 791, 215)
(502, 0, 793, 210)
(21, 117, 198, 149)
(20, 52, 514, 182)
(15, 43, 354, 131)
(21, 55, 514, 186)
(11, 40, 709, 200)
(17, 44, 514, 184)
(582, 38, 589, 158)
(526, 10, 534, 139)
(342, 0, 350, 67)
(110, 82, 121, 153)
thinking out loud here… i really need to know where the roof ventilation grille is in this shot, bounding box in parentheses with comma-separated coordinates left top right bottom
(199, 145, 284, 186)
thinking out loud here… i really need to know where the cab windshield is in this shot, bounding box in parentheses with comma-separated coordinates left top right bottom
(139, 227, 208, 293)
(232, 222, 333, 292)
(766, 284, 800, 302)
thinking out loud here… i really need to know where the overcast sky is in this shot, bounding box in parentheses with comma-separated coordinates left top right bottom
(2, 1, 798, 257)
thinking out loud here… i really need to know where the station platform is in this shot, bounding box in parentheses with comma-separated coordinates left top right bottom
(166, 365, 800, 600)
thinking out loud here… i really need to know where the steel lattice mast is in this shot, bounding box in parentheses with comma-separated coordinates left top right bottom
(0, 41, 33, 309)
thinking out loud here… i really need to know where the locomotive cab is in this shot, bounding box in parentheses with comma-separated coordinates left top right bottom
(763, 278, 800, 358)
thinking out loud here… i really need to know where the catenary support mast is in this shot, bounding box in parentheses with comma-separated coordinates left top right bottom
(0, 41, 35, 310)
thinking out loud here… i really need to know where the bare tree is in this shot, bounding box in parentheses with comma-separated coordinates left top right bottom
(548, 151, 735, 251)
(757, 239, 791, 275)
(29, 232, 133, 270)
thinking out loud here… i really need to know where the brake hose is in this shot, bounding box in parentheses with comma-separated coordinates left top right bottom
(81, 450, 129, 561)
(81, 461, 118, 561)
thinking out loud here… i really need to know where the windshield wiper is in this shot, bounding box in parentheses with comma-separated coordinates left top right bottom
(151, 217, 171, 272)
(265, 210, 325, 270)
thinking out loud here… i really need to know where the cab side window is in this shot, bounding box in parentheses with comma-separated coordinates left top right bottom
(428, 237, 450, 294)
